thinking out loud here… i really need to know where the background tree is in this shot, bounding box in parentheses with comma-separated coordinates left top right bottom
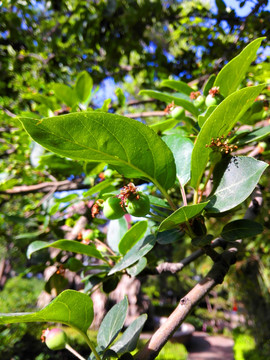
(0, 1, 270, 359)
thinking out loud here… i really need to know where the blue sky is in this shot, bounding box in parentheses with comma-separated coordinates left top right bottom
(210, 0, 270, 16)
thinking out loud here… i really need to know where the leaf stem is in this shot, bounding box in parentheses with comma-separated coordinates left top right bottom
(178, 177, 187, 206)
(193, 189, 198, 204)
(65, 343, 86, 360)
(198, 165, 214, 203)
(76, 329, 101, 360)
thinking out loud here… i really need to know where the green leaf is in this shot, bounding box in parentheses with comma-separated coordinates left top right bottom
(139, 90, 199, 116)
(97, 297, 128, 349)
(51, 83, 78, 107)
(75, 71, 93, 103)
(158, 202, 209, 232)
(160, 80, 194, 95)
(236, 125, 270, 146)
(108, 235, 156, 275)
(27, 240, 104, 260)
(221, 219, 263, 241)
(149, 118, 179, 134)
(118, 220, 148, 255)
(206, 156, 268, 213)
(214, 38, 265, 97)
(83, 179, 115, 197)
(148, 195, 170, 209)
(156, 229, 184, 245)
(203, 74, 216, 96)
(190, 85, 265, 189)
(110, 314, 147, 354)
(19, 112, 176, 191)
(107, 217, 128, 253)
(163, 134, 193, 186)
(198, 105, 217, 128)
(126, 257, 147, 277)
(0, 290, 93, 333)
(192, 234, 214, 247)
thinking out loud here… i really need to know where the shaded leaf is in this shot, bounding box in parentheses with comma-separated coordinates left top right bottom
(19, 112, 176, 191)
(83, 179, 115, 197)
(27, 240, 104, 260)
(107, 217, 128, 253)
(111, 314, 147, 354)
(192, 234, 214, 247)
(118, 221, 148, 255)
(108, 235, 156, 275)
(97, 297, 128, 349)
(236, 125, 270, 146)
(156, 229, 184, 245)
(221, 219, 264, 241)
(190, 85, 265, 189)
(148, 195, 170, 209)
(139, 90, 199, 116)
(158, 202, 209, 232)
(163, 134, 193, 186)
(126, 257, 147, 277)
(0, 290, 93, 333)
(206, 156, 268, 213)
(203, 74, 216, 97)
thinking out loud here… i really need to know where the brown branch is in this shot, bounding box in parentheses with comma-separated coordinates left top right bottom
(135, 188, 263, 359)
(125, 111, 166, 119)
(0, 179, 89, 195)
(135, 247, 237, 360)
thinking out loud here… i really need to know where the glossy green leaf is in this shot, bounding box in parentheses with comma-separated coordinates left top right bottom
(75, 71, 93, 103)
(149, 118, 179, 133)
(19, 112, 176, 191)
(236, 125, 270, 146)
(83, 179, 115, 197)
(163, 134, 193, 186)
(51, 83, 77, 107)
(203, 74, 216, 96)
(126, 257, 147, 277)
(190, 85, 265, 189)
(111, 314, 148, 354)
(148, 195, 170, 209)
(160, 80, 193, 95)
(214, 38, 265, 97)
(221, 219, 263, 241)
(156, 229, 184, 245)
(0, 290, 93, 333)
(107, 217, 128, 253)
(139, 90, 199, 116)
(206, 156, 268, 213)
(158, 202, 209, 232)
(118, 220, 148, 255)
(192, 234, 214, 247)
(198, 105, 217, 128)
(97, 297, 128, 349)
(27, 240, 104, 260)
(108, 235, 156, 275)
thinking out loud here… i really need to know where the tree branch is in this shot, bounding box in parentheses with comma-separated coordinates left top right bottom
(0, 178, 89, 195)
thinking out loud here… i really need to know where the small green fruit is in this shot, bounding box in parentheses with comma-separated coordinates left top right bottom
(45, 328, 67, 351)
(126, 192, 150, 217)
(171, 107, 184, 119)
(194, 95, 205, 108)
(103, 197, 126, 220)
(205, 94, 223, 107)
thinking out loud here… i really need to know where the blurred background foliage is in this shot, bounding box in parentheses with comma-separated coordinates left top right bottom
(0, 0, 270, 359)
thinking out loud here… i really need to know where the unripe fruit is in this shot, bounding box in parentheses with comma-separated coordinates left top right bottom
(205, 94, 223, 107)
(171, 107, 184, 119)
(45, 328, 67, 351)
(126, 192, 150, 217)
(194, 95, 205, 108)
(103, 197, 126, 220)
